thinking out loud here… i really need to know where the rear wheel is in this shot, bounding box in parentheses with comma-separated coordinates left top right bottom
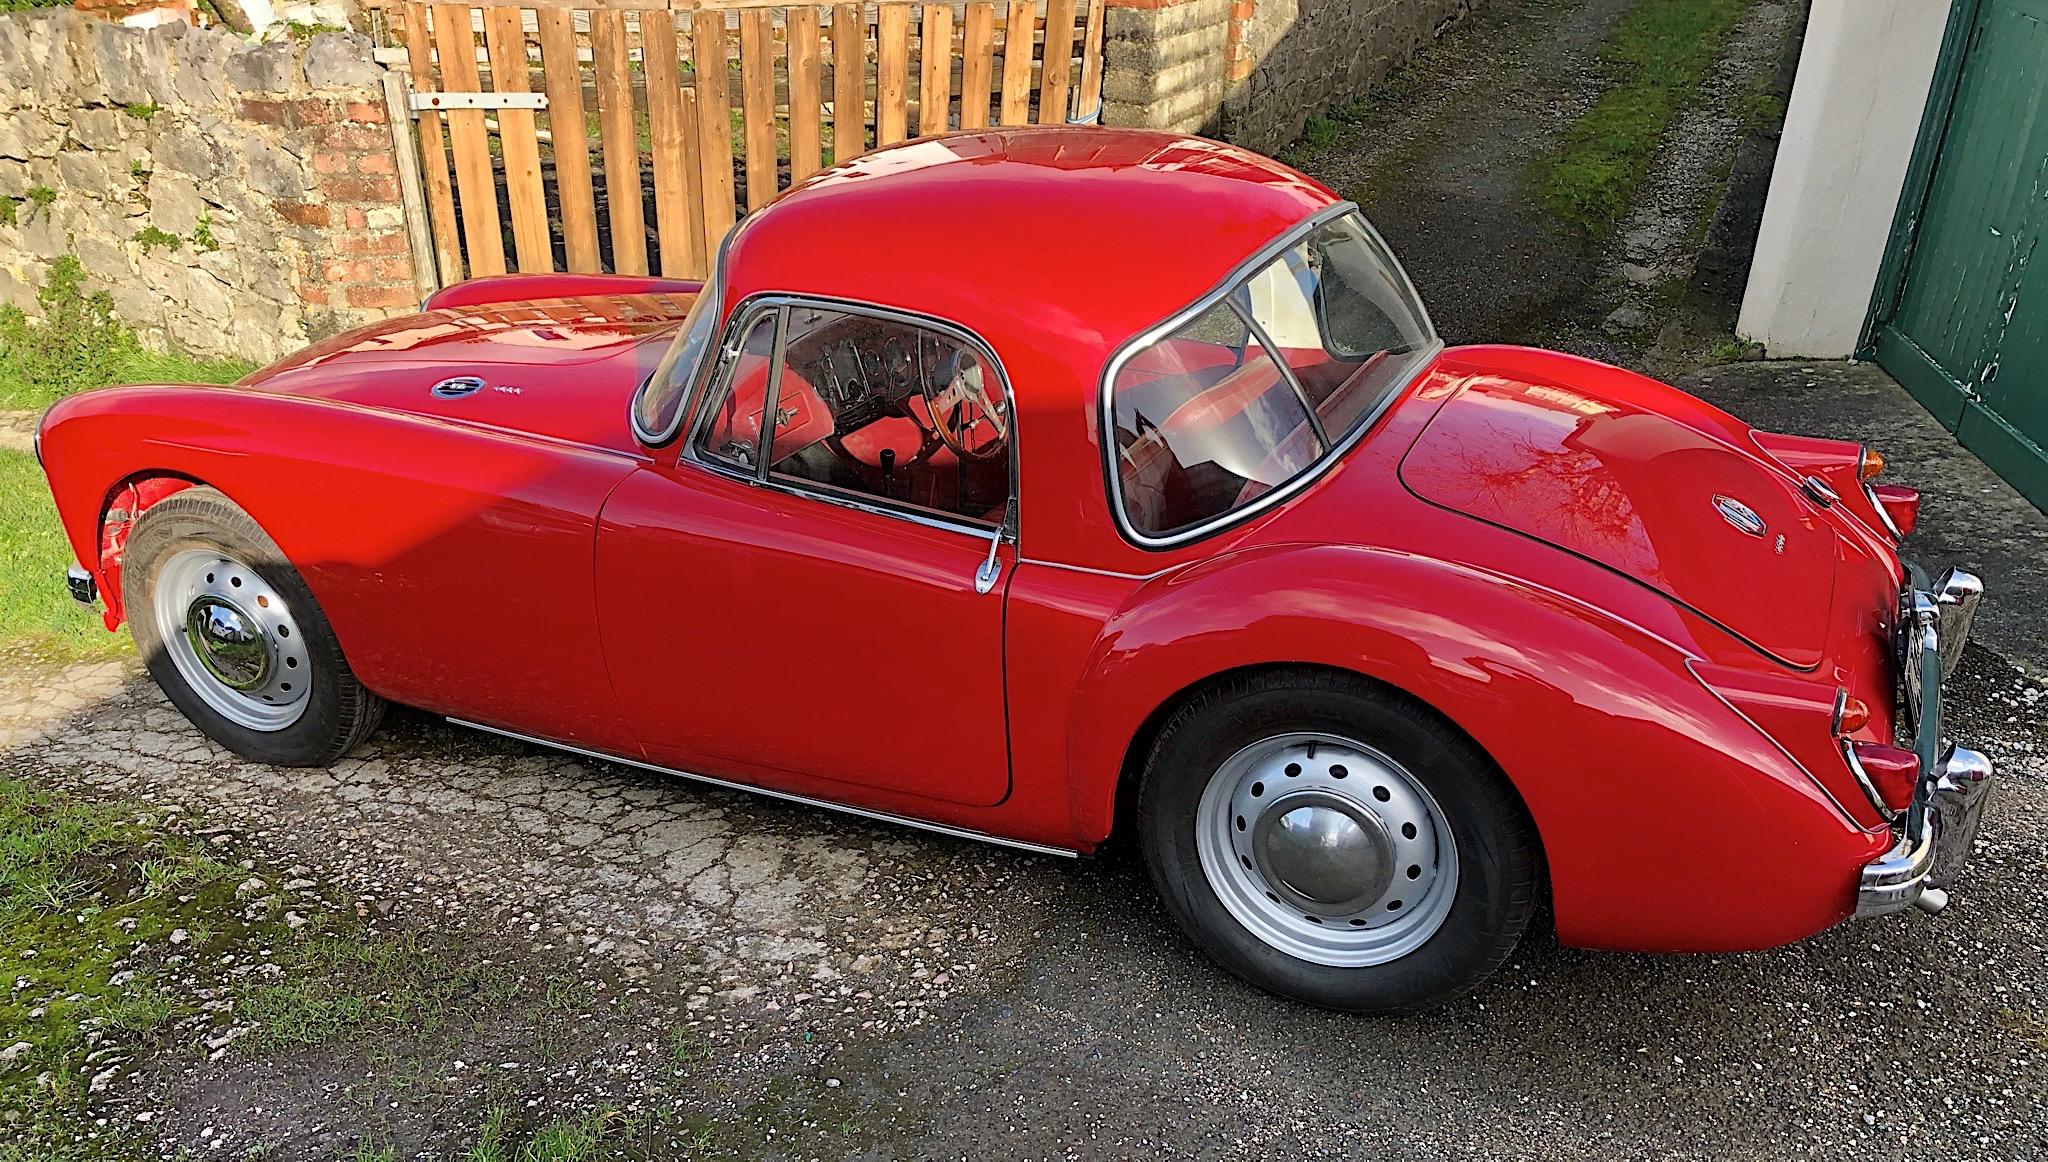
(1138, 669, 1539, 1013)
(123, 486, 383, 766)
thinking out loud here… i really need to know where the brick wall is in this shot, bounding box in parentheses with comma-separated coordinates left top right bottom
(1105, 0, 1478, 153)
(0, 9, 420, 364)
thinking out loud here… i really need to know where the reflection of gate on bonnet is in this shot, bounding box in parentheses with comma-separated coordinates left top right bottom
(370, 0, 1108, 285)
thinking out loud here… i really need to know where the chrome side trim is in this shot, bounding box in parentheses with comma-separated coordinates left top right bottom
(1839, 738, 1900, 825)
(446, 718, 1080, 859)
(1864, 483, 1903, 540)
(1098, 202, 1443, 550)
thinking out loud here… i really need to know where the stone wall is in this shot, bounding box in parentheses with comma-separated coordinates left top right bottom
(1105, 0, 1477, 153)
(0, 9, 419, 365)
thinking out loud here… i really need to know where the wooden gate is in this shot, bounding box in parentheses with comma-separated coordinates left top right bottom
(1868, 0, 2048, 511)
(380, 0, 1108, 284)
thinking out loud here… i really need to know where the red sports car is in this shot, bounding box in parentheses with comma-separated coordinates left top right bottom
(35, 128, 1994, 1012)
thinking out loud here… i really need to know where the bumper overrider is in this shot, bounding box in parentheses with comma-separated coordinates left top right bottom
(1855, 566, 1995, 919)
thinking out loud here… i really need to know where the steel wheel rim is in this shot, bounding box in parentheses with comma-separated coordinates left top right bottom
(1195, 732, 1458, 967)
(151, 548, 310, 732)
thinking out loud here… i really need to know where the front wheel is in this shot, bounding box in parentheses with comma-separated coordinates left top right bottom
(123, 485, 384, 766)
(1138, 670, 1540, 1013)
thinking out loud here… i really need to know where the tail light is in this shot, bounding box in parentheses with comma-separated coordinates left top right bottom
(1858, 447, 1887, 482)
(1869, 483, 1919, 537)
(1833, 692, 1871, 735)
(1845, 742, 1919, 815)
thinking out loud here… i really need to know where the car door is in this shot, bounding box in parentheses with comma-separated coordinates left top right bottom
(594, 296, 1017, 808)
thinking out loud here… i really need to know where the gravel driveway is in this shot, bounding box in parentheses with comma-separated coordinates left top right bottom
(4, 631, 2043, 1158)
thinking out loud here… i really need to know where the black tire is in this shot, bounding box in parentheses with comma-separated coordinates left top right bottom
(1137, 668, 1539, 1013)
(123, 485, 384, 767)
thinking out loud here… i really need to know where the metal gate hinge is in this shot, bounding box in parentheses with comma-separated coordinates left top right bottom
(408, 92, 549, 113)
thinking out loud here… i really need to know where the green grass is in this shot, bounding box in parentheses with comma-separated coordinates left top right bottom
(1535, 0, 1755, 237)
(0, 777, 283, 1158)
(0, 450, 128, 664)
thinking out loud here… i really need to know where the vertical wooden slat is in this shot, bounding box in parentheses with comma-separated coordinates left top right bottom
(918, 3, 953, 136)
(382, 69, 442, 294)
(535, 9, 599, 273)
(877, 3, 910, 145)
(960, 3, 995, 132)
(432, 4, 504, 276)
(788, 7, 823, 181)
(591, 10, 647, 275)
(483, 7, 551, 271)
(831, 5, 867, 162)
(739, 9, 777, 210)
(400, 3, 462, 281)
(1077, 0, 1106, 119)
(643, 11, 703, 277)
(999, 0, 1033, 127)
(1038, 0, 1075, 124)
(692, 11, 738, 243)
(678, 86, 710, 275)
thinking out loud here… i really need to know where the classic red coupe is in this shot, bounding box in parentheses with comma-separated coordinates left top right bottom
(36, 128, 1995, 1012)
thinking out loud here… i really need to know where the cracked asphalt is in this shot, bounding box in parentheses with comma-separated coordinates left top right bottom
(3, 595, 2044, 1158)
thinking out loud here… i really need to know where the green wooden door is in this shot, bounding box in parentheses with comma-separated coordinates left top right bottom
(1871, 0, 2048, 510)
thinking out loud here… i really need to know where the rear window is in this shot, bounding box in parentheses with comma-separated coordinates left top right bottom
(1106, 210, 1436, 542)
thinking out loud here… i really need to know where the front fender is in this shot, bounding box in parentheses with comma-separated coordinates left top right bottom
(37, 384, 639, 751)
(1065, 543, 1889, 952)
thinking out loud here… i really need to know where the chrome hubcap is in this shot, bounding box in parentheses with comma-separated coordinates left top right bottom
(1196, 732, 1458, 967)
(185, 597, 269, 690)
(152, 549, 309, 731)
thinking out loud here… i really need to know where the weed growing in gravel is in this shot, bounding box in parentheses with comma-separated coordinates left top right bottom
(241, 930, 525, 1051)
(1536, 0, 1754, 236)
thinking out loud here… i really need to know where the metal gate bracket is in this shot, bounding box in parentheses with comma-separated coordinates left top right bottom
(409, 92, 549, 113)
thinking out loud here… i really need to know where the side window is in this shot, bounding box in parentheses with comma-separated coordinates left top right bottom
(693, 313, 779, 471)
(769, 304, 1012, 523)
(694, 302, 1013, 525)
(1109, 300, 1322, 539)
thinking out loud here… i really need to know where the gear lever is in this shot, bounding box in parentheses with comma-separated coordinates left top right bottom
(879, 447, 896, 498)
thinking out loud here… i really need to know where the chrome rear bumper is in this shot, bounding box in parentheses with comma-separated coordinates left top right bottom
(1856, 567, 1994, 919)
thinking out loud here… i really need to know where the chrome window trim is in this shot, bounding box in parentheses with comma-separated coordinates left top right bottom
(448, 717, 1079, 858)
(679, 292, 1021, 541)
(1099, 202, 1444, 550)
(628, 229, 736, 448)
(682, 297, 783, 475)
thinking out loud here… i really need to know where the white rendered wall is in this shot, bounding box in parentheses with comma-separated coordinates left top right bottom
(1737, 0, 1954, 358)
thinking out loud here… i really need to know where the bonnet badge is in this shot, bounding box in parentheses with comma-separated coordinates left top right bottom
(1712, 495, 1767, 537)
(430, 376, 485, 399)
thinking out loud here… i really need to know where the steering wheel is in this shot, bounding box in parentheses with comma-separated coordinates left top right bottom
(922, 348, 1010, 462)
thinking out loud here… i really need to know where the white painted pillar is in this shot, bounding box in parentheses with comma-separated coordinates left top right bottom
(1737, 0, 1954, 358)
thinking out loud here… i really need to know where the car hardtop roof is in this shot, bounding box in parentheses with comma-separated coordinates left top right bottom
(717, 127, 1343, 383)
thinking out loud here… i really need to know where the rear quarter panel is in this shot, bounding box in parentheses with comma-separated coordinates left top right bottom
(38, 385, 640, 752)
(1027, 542, 1890, 953)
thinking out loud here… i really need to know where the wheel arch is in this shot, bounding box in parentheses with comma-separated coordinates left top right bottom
(89, 469, 212, 627)
(1106, 661, 1542, 872)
